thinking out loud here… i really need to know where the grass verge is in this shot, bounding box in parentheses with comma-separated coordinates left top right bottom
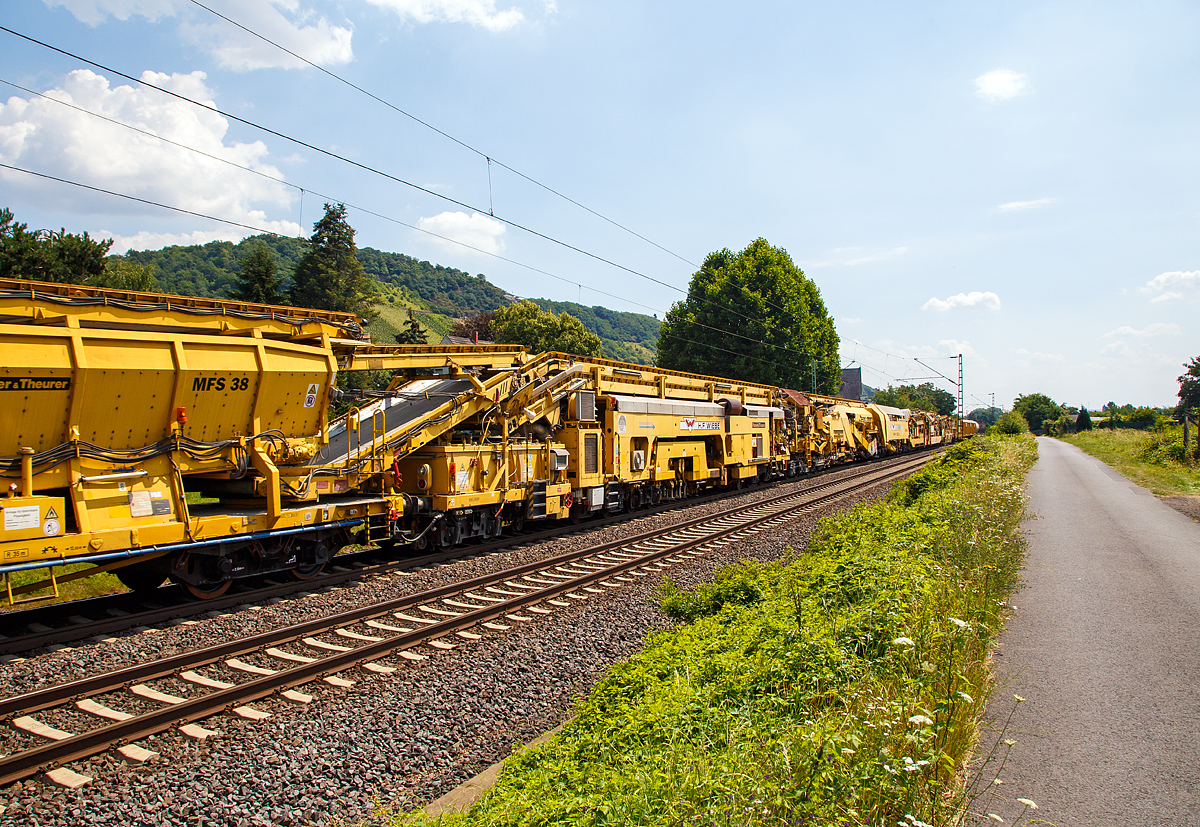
(397, 434, 1038, 826)
(1062, 428, 1200, 496)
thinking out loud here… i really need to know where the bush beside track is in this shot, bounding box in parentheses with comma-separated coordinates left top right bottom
(400, 434, 1038, 826)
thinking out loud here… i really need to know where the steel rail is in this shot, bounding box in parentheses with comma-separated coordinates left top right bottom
(0, 452, 929, 655)
(0, 454, 930, 786)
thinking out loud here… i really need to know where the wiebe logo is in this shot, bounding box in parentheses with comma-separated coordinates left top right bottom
(679, 418, 721, 432)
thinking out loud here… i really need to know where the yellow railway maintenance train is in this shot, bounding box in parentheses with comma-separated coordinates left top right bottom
(0, 279, 974, 602)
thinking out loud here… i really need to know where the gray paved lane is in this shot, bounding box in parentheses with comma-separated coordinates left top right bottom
(978, 437, 1200, 825)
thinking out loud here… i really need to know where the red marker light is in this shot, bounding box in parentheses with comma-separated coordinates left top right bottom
(176, 407, 188, 424)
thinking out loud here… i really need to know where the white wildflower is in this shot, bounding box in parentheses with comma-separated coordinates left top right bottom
(1017, 798, 1038, 809)
(950, 617, 969, 629)
(958, 691, 974, 703)
(893, 636, 915, 646)
(988, 815, 1004, 823)
(908, 714, 934, 726)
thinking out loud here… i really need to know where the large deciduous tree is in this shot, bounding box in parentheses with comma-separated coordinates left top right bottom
(655, 239, 839, 391)
(1012, 393, 1064, 433)
(232, 241, 285, 304)
(967, 407, 1003, 427)
(873, 382, 957, 416)
(492, 300, 603, 356)
(289, 203, 376, 318)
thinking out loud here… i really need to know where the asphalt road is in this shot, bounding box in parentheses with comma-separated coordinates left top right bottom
(975, 437, 1200, 825)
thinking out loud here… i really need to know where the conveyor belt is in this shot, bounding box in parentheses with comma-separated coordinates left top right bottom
(310, 377, 477, 466)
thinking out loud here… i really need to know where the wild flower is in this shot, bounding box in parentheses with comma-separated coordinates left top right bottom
(949, 617, 969, 629)
(1013, 694, 1025, 703)
(1017, 798, 1037, 809)
(893, 636, 915, 646)
(987, 815, 1004, 822)
(908, 715, 933, 727)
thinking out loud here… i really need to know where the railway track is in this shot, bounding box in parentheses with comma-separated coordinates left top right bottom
(0, 452, 929, 657)
(0, 452, 931, 789)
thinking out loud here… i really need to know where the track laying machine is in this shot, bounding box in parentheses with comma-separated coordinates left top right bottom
(0, 279, 970, 602)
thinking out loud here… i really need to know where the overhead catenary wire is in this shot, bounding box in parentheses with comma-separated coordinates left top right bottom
(0, 25, 820, 349)
(0, 77, 660, 316)
(2, 27, 961, 380)
(1, 160, 827, 368)
(0, 25, 689, 298)
(0, 80, 834, 365)
(184, 0, 701, 271)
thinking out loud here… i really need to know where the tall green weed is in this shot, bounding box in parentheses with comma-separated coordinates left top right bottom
(399, 435, 1037, 827)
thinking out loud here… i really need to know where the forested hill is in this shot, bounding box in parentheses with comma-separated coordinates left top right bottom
(529, 298, 660, 365)
(121, 235, 510, 319)
(116, 236, 661, 362)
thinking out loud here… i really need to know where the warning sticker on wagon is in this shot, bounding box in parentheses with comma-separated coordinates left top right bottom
(304, 383, 319, 408)
(3, 505, 39, 532)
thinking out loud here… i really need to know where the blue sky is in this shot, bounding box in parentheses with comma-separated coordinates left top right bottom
(2, 0, 1197, 410)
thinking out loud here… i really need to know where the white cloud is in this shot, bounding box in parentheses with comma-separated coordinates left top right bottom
(47, 0, 353, 70)
(975, 68, 1028, 102)
(922, 291, 1001, 312)
(1013, 347, 1066, 364)
(1140, 270, 1200, 303)
(105, 218, 302, 254)
(418, 211, 506, 254)
(105, 227, 243, 255)
(365, 0, 524, 31)
(0, 69, 296, 237)
(998, 198, 1055, 212)
(45, 0, 180, 25)
(179, 3, 353, 70)
(1103, 323, 1181, 338)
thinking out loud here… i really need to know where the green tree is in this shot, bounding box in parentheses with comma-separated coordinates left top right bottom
(967, 406, 1003, 427)
(93, 258, 157, 291)
(1, 208, 112, 284)
(290, 203, 376, 318)
(394, 311, 428, 344)
(1076, 406, 1093, 431)
(492, 300, 604, 356)
(873, 382, 957, 415)
(655, 238, 839, 391)
(993, 410, 1029, 434)
(1013, 393, 1064, 433)
(1178, 356, 1200, 417)
(232, 241, 285, 304)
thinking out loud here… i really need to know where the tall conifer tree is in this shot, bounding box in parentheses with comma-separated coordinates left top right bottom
(232, 241, 284, 304)
(289, 203, 376, 317)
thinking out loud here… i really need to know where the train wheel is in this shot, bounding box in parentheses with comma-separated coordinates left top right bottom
(115, 566, 167, 593)
(511, 510, 525, 533)
(289, 562, 326, 581)
(179, 578, 233, 600)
